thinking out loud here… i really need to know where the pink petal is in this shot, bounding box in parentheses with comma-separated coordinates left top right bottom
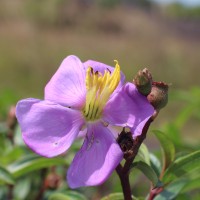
(103, 83, 154, 138)
(16, 98, 84, 157)
(67, 123, 123, 188)
(77, 128, 87, 138)
(45, 55, 86, 109)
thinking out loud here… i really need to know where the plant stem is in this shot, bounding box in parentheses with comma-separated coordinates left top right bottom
(148, 187, 163, 200)
(116, 111, 158, 200)
(116, 164, 132, 200)
(35, 168, 47, 200)
(7, 185, 14, 200)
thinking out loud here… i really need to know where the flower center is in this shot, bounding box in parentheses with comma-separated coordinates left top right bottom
(83, 60, 121, 121)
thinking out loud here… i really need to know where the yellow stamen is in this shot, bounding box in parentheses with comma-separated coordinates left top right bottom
(83, 60, 121, 121)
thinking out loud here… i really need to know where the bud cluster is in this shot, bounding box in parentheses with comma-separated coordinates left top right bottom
(147, 81, 168, 110)
(133, 68, 152, 96)
(133, 68, 169, 111)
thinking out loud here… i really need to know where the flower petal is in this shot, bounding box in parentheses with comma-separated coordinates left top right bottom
(103, 83, 154, 138)
(84, 60, 125, 91)
(45, 55, 86, 108)
(107, 125, 121, 139)
(67, 123, 123, 188)
(77, 127, 87, 138)
(16, 98, 84, 157)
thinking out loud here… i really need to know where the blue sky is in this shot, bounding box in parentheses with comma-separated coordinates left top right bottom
(151, 0, 200, 7)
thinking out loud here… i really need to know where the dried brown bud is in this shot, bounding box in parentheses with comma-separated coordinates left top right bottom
(133, 68, 152, 96)
(117, 128, 134, 159)
(6, 106, 17, 144)
(44, 172, 61, 189)
(7, 106, 17, 130)
(147, 82, 168, 111)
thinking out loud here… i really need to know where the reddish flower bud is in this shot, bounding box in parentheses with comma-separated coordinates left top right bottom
(133, 68, 152, 96)
(44, 172, 61, 189)
(7, 106, 17, 130)
(147, 82, 168, 111)
(6, 106, 17, 144)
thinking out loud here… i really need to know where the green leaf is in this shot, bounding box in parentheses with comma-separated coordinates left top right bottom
(49, 193, 70, 200)
(48, 191, 87, 200)
(162, 150, 200, 183)
(137, 143, 150, 165)
(101, 194, 144, 200)
(1, 146, 26, 165)
(149, 153, 162, 177)
(163, 124, 182, 146)
(14, 125, 25, 146)
(0, 89, 18, 117)
(153, 130, 175, 171)
(132, 161, 162, 188)
(0, 122, 8, 133)
(174, 104, 196, 129)
(0, 133, 12, 155)
(181, 178, 200, 193)
(154, 179, 187, 200)
(8, 154, 69, 178)
(170, 90, 191, 102)
(0, 165, 15, 185)
(0, 134, 6, 154)
(13, 178, 31, 200)
(101, 193, 124, 200)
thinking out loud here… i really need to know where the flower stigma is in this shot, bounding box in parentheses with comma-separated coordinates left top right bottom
(83, 60, 121, 121)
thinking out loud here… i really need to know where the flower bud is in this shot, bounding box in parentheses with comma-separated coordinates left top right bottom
(7, 106, 17, 130)
(7, 106, 17, 144)
(147, 82, 168, 111)
(44, 172, 61, 189)
(133, 68, 152, 96)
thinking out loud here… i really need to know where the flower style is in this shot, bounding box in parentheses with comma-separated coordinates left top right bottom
(16, 55, 154, 188)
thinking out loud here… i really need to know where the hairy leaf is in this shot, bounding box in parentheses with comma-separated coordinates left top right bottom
(162, 150, 200, 183)
(181, 177, 200, 193)
(0, 165, 15, 185)
(150, 153, 162, 177)
(154, 179, 187, 200)
(137, 143, 150, 165)
(48, 191, 87, 200)
(101, 193, 124, 200)
(153, 130, 175, 171)
(8, 154, 69, 178)
(132, 161, 162, 188)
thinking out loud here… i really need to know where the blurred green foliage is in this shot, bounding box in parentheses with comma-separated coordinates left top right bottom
(166, 3, 200, 18)
(0, 86, 200, 199)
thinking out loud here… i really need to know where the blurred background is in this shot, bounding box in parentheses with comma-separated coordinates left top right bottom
(1, 0, 200, 139)
(0, 0, 200, 199)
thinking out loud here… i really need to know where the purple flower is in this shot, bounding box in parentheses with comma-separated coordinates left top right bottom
(16, 55, 154, 188)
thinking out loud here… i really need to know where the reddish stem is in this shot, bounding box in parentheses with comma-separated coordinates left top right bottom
(7, 185, 14, 200)
(116, 112, 157, 200)
(116, 164, 132, 200)
(148, 187, 163, 200)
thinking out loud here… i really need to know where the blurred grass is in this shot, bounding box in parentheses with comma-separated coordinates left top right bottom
(0, 0, 200, 138)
